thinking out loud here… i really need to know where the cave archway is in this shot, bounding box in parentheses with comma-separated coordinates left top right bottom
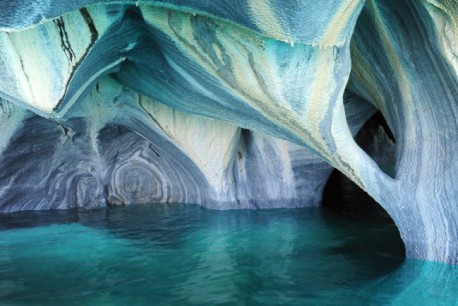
(321, 110, 405, 272)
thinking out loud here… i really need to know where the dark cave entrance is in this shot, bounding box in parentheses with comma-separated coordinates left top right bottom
(320, 169, 406, 270)
(354, 111, 397, 178)
(320, 111, 405, 268)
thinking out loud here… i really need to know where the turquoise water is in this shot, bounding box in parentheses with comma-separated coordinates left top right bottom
(0, 204, 457, 305)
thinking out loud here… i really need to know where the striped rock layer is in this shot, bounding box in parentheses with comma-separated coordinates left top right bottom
(0, 0, 457, 263)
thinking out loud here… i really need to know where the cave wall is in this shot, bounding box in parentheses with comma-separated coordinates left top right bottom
(0, 77, 374, 212)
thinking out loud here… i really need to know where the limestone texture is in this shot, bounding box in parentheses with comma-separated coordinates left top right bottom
(0, 0, 457, 263)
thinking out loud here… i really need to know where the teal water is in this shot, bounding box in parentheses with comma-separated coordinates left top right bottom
(0, 203, 457, 305)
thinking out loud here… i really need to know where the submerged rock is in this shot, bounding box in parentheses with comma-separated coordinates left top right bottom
(0, 0, 457, 263)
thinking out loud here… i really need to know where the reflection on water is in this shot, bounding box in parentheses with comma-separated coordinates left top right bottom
(0, 203, 406, 305)
(363, 259, 458, 305)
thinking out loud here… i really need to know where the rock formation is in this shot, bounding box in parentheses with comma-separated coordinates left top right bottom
(0, 77, 374, 212)
(0, 0, 457, 263)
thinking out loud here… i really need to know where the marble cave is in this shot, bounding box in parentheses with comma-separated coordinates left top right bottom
(1, 0, 458, 270)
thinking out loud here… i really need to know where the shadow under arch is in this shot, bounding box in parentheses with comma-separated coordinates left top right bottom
(320, 106, 405, 276)
(321, 165, 405, 276)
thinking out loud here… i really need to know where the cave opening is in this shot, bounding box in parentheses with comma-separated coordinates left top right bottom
(321, 109, 405, 270)
(354, 111, 397, 178)
(320, 168, 405, 271)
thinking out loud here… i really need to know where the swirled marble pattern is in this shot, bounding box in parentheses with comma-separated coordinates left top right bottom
(0, 78, 375, 213)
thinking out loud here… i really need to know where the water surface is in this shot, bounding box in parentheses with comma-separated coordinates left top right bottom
(0, 202, 410, 305)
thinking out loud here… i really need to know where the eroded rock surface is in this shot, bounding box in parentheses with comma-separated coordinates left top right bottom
(0, 77, 374, 212)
